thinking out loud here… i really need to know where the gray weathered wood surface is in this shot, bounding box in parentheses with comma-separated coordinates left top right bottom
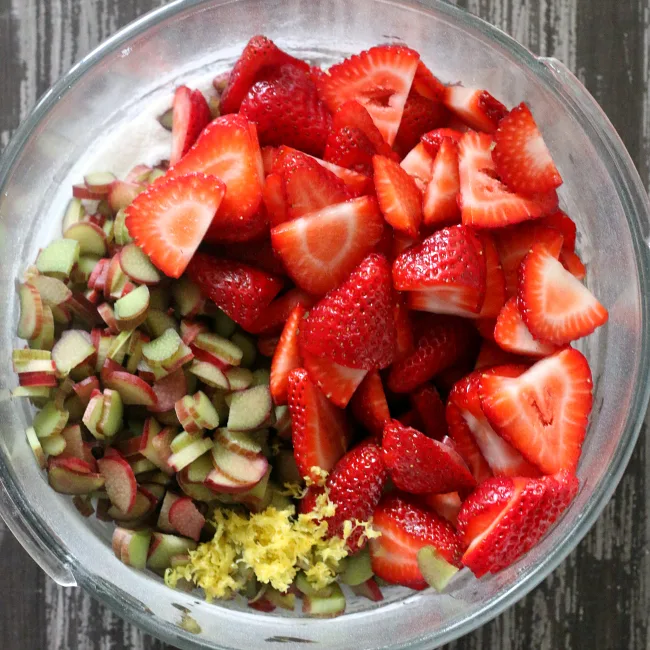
(1, 0, 649, 648)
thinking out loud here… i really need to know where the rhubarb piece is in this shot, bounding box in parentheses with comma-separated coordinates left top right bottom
(64, 222, 108, 257)
(85, 171, 117, 193)
(147, 533, 197, 571)
(171, 277, 205, 318)
(188, 361, 229, 389)
(301, 582, 346, 618)
(119, 243, 162, 285)
(97, 389, 124, 438)
(168, 437, 213, 472)
(33, 401, 69, 438)
(36, 239, 80, 277)
(30, 274, 72, 308)
(227, 385, 273, 431)
(157, 491, 182, 532)
(216, 429, 262, 457)
(17, 283, 44, 340)
(51, 329, 95, 376)
(338, 548, 374, 586)
(230, 332, 257, 368)
(114, 285, 150, 331)
(98, 450, 138, 513)
(416, 546, 459, 592)
(47, 457, 105, 494)
(168, 496, 206, 541)
(104, 370, 158, 407)
(142, 328, 182, 367)
(146, 309, 179, 338)
(112, 527, 152, 569)
(225, 367, 253, 391)
(25, 426, 46, 468)
(193, 332, 243, 366)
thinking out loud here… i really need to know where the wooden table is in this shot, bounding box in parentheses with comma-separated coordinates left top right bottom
(1, 1, 649, 648)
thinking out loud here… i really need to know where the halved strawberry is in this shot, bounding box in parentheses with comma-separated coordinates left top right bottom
(411, 60, 446, 102)
(299, 254, 396, 370)
(209, 238, 286, 276)
(518, 242, 608, 344)
(492, 103, 562, 195)
(220, 35, 310, 114)
(443, 86, 507, 133)
(287, 368, 351, 482)
(369, 494, 463, 589)
(168, 114, 264, 242)
(382, 419, 476, 494)
(373, 154, 423, 238)
(300, 346, 368, 408)
(247, 288, 315, 335)
(331, 101, 398, 159)
(541, 210, 577, 252)
(422, 137, 461, 228)
(458, 471, 578, 577)
(125, 173, 225, 279)
(409, 383, 447, 440)
(262, 172, 288, 227)
(560, 248, 586, 280)
(186, 252, 283, 330)
(387, 313, 477, 394)
(458, 131, 544, 228)
(420, 492, 462, 528)
(349, 370, 391, 439)
(170, 86, 212, 165)
(400, 143, 435, 192)
(270, 195, 385, 296)
(474, 339, 528, 370)
(317, 45, 420, 146)
(324, 126, 377, 176)
(308, 156, 373, 196)
(494, 297, 560, 357)
(393, 91, 449, 158)
(270, 304, 306, 405)
(393, 225, 486, 316)
(479, 348, 593, 474)
(393, 294, 415, 362)
(420, 128, 464, 158)
(476, 232, 506, 318)
(261, 146, 279, 175)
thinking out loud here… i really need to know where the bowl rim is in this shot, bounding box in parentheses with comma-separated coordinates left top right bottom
(1, 0, 650, 648)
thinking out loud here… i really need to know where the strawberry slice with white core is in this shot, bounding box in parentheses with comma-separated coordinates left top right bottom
(479, 348, 593, 474)
(518, 242, 608, 344)
(170, 86, 212, 165)
(494, 297, 560, 357)
(271, 195, 385, 296)
(443, 86, 507, 133)
(318, 45, 420, 146)
(125, 172, 225, 279)
(400, 143, 434, 192)
(476, 232, 506, 318)
(270, 304, 306, 405)
(458, 131, 544, 228)
(422, 137, 461, 227)
(492, 103, 562, 195)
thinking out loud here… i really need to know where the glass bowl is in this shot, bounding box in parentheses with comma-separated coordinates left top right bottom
(1, 0, 649, 648)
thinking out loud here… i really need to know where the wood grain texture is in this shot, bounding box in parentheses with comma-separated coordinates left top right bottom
(1, 0, 649, 649)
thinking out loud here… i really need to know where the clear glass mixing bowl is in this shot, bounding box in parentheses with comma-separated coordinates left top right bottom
(1, 0, 649, 648)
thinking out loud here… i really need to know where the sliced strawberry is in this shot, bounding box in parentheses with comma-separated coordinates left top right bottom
(186, 252, 283, 330)
(443, 86, 507, 133)
(393, 91, 449, 158)
(479, 348, 593, 474)
(124, 173, 225, 279)
(270, 195, 385, 296)
(261, 146, 279, 175)
(299, 254, 395, 370)
(400, 142, 435, 192)
(300, 441, 387, 549)
(458, 131, 544, 228)
(257, 334, 280, 357)
(409, 383, 447, 440)
(287, 367, 350, 481)
(518, 242, 608, 344)
(270, 304, 306, 405)
(247, 288, 315, 335)
(317, 45, 420, 146)
(541, 210, 576, 252)
(492, 103, 562, 195)
(560, 248, 586, 280)
(474, 339, 528, 370)
(420, 492, 462, 528)
(420, 128, 464, 158)
(300, 346, 368, 408)
(324, 126, 377, 176)
(369, 494, 463, 589)
(387, 314, 477, 394)
(422, 137, 461, 228)
(219, 35, 310, 114)
(240, 63, 332, 157)
(393, 225, 486, 316)
(411, 60, 446, 102)
(262, 172, 288, 227)
(393, 294, 415, 362)
(168, 114, 264, 242)
(474, 317, 497, 341)
(458, 471, 578, 577)
(477, 232, 506, 318)
(373, 155, 423, 238)
(349, 370, 391, 439)
(308, 156, 373, 196)
(494, 297, 560, 357)
(382, 419, 476, 494)
(209, 238, 286, 276)
(170, 86, 212, 165)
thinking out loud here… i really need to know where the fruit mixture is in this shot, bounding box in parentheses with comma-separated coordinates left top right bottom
(12, 35, 608, 617)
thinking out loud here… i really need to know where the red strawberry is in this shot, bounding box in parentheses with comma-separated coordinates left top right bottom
(271, 195, 385, 296)
(247, 288, 315, 335)
(300, 346, 368, 408)
(372, 155, 423, 238)
(317, 45, 420, 146)
(420, 128, 464, 158)
(387, 314, 477, 394)
(447, 368, 541, 478)
(209, 238, 286, 276)
(125, 173, 225, 279)
(270, 304, 306, 405)
(300, 442, 387, 550)
(476, 232, 506, 318)
(168, 114, 264, 242)
(443, 86, 507, 133)
(458, 471, 578, 577)
(220, 35, 310, 114)
(474, 317, 497, 341)
(310, 157, 373, 196)
(170, 86, 212, 165)
(400, 143, 435, 192)
(541, 210, 577, 251)
(186, 252, 283, 330)
(411, 61, 446, 102)
(324, 126, 377, 176)
(257, 334, 280, 357)
(382, 419, 476, 494)
(458, 131, 544, 228)
(422, 137, 461, 228)
(261, 146, 279, 175)
(240, 64, 332, 157)
(349, 370, 391, 439)
(299, 254, 396, 370)
(262, 173, 288, 227)
(492, 103, 562, 195)
(393, 294, 415, 362)
(393, 91, 449, 158)
(369, 494, 463, 589)
(494, 297, 560, 357)
(420, 492, 462, 528)
(519, 242, 607, 344)
(474, 339, 528, 370)
(287, 368, 350, 481)
(409, 383, 447, 440)
(560, 248, 586, 280)
(479, 348, 593, 474)
(393, 225, 487, 316)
